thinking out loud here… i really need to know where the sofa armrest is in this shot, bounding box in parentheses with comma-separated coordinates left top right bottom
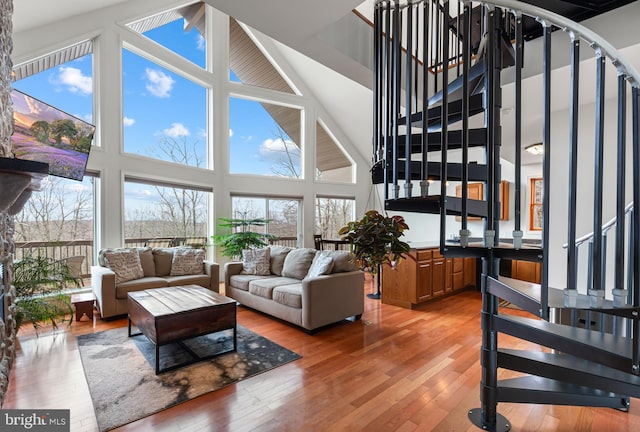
(301, 270, 365, 330)
(224, 262, 243, 292)
(91, 265, 116, 318)
(203, 260, 220, 292)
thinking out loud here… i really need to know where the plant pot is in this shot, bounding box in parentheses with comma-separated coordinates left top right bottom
(612, 289, 628, 308)
(588, 289, 604, 308)
(563, 289, 577, 307)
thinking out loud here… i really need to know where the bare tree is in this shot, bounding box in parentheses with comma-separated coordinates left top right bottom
(14, 177, 92, 242)
(267, 125, 301, 178)
(316, 198, 354, 239)
(144, 135, 208, 238)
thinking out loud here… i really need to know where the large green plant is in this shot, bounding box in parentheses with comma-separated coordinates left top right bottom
(13, 254, 81, 333)
(339, 209, 410, 274)
(212, 216, 277, 259)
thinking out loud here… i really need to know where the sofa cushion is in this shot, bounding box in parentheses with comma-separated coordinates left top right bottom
(115, 277, 168, 299)
(241, 248, 271, 276)
(281, 248, 317, 280)
(319, 250, 359, 273)
(249, 277, 300, 299)
(152, 248, 176, 276)
(305, 253, 334, 279)
(170, 248, 205, 276)
(137, 247, 156, 277)
(103, 248, 144, 284)
(230, 274, 274, 291)
(165, 274, 211, 288)
(269, 245, 292, 276)
(273, 284, 302, 308)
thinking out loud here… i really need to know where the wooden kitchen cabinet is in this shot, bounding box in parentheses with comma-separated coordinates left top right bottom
(511, 260, 541, 283)
(381, 246, 476, 309)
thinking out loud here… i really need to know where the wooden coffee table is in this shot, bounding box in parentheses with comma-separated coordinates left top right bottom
(127, 285, 237, 374)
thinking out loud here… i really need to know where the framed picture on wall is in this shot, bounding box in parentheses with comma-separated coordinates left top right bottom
(529, 177, 543, 231)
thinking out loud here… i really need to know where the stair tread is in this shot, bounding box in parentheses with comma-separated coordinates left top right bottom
(493, 276, 636, 313)
(372, 160, 487, 184)
(385, 194, 486, 216)
(389, 128, 488, 158)
(494, 314, 632, 367)
(404, 93, 485, 129)
(427, 57, 486, 106)
(497, 375, 629, 408)
(499, 348, 640, 389)
(499, 375, 623, 396)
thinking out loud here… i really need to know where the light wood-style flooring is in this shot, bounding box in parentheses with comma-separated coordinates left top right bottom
(4, 277, 640, 431)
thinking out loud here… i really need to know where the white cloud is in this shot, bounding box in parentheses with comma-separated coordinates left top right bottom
(196, 34, 206, 51)
(259, 138, 301, 162)
(123, 116, 135, 127)
(163, 122, 190, 137)
(229, 129, 234, 137)
(145, 68, 175, 98)
(57, 66, 93, 95)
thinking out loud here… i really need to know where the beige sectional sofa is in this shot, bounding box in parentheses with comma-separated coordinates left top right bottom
(224, 246, 364, 333)
(91, 246, 219, 319)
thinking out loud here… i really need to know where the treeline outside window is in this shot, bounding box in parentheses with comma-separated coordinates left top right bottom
(231, 196, 301, 245)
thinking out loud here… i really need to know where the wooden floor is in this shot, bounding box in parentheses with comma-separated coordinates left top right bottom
(4, 277, 640, 431)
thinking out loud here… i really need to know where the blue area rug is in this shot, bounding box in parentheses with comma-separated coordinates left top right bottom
(77, 325, 301, 431)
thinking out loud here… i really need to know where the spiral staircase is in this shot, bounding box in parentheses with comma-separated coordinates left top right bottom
(372, 0, 640, 430)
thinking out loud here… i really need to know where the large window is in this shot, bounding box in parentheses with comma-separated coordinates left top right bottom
(13, 175, 97, 286)
(124, 179, 210, 242)
(315, 197, 355, 239)
(231, 196, 301, 245)
(229, 96, 302, 178)
(11, 48, 96, 286)
(122, 49, 208, 168)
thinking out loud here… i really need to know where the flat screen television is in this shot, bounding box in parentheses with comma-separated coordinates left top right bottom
(10, 88, 94, 181)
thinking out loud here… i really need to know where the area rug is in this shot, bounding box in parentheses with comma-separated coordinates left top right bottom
(77, 325, 301, 431)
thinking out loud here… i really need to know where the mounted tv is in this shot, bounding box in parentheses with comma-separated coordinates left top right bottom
(10, 89, 94, 181)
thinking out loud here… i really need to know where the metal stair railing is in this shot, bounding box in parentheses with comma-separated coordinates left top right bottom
(374, 0, 640, 431)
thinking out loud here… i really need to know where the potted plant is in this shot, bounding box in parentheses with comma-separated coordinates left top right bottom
(212, 213, 277, 259)
(339, 209, 410, 299)
(13, 253, 81, 333)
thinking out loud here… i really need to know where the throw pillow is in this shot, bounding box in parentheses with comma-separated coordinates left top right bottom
(281, 248, 317, 280)
(136, 247, 156, 277)
(170, 248, 205, 276)
(241, 248, 271, 276)
(305, 253, 334, 279)
(103, 249, 144, 284)
(320, 250, 359, 273)
(152, 247, 176, 276)
(269, 245, 292, 276)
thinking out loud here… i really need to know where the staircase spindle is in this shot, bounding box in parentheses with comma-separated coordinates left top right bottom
(373, 4, 381, 165)
(434, 1, 440, 94)
(513, 12, 523, 249)
(591, 54, 606, 294)
(459, 2, 471, 247)
(380, 2, 395, 201)
(484, 6, 496, 247)
(392, 2, 401, 199)
(420, 0, 430, 197)
(632, 86, 640, 373)
(615, 74, 627, 292)
(541, 22, 552, 319)
(439, 0, 450, 251)
(566, 37, 580, 292)
(404, 3, 413, 199)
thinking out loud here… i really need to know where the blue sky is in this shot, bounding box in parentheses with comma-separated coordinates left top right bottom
(13, 17, 300, 180)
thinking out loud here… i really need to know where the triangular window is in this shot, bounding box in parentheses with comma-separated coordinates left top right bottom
(127, 2, 206, 69)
